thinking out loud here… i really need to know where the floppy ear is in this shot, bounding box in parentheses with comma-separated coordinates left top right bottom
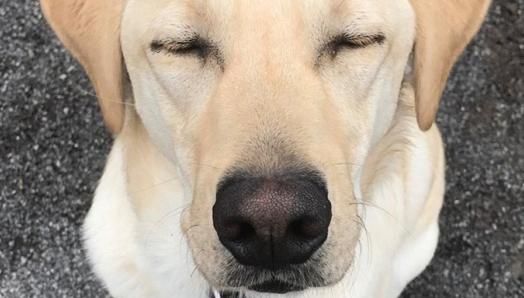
(41, 0, 126, 134)
(410, 0, 491, 130)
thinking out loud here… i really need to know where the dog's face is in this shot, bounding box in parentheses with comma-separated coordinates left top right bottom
(120, 0, 414, 291)
(42, 0, 490, 294)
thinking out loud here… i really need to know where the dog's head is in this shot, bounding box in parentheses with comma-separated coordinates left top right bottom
(42, 0, 490, 294)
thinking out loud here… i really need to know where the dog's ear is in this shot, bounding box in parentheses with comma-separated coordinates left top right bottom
(410, 0, 491, 130)
(41, 0, 126, 134)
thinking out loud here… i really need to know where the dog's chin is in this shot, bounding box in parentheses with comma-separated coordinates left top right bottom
(249, 280, 305, 294)
(204, 244, 354, 295)
(214, 257, 337, 295)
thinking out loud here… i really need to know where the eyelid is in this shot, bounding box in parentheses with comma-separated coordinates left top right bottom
(149, 35, 225, 69)
(324, 32, 386, 56)
(339, 33, 385, 48)
(150, 36, 210, 56)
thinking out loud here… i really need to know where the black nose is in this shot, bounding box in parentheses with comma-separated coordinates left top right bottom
(213, 172, 331, 270)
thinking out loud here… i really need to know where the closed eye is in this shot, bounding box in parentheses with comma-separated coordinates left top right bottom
(323, 33, 386, 58)
(150, 36, 211, 59)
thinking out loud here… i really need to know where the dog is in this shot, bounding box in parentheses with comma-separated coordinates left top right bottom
(41, 0, 491, 297)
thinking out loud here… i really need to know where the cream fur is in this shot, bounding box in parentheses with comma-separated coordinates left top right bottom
(84, 86, 444, 298)
(39, 0, 490, 296)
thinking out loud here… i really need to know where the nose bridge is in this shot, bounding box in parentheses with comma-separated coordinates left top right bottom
(213, 68, 316, 168)
(196, 1, 348, 176)
(220, 56, 322, 134)
(210, 66, 337, 178)
(227, 43, 304, 106)
(194, 66, 325, 180)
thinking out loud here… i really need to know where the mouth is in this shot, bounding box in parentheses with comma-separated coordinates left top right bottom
(217, 255, 329, 295)
(211, 280, 304, 298)
(249, 279, 305, 293)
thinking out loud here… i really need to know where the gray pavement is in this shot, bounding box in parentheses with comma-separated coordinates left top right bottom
(0, 0, 523, 297)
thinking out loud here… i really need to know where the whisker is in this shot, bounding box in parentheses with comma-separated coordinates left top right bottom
(141, 203, 190, 248)
(184, 224, 202, 234)
(191, 162, 225, 171)
(348, 201, 394, 220)
(355, 213, 373, 267)
(323, 161, 365, 169)
(346, 174, 407, 231)
(191, 264, 199, 277)
(350, 200, 408, 234)
(129, 176, 181, 194)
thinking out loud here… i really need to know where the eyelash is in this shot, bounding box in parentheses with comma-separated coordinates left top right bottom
(325, 33, 385, 57)
(150, 33, 385, 63)
(150, 37, 210, 58)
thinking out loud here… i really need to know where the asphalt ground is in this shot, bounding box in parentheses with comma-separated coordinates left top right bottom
(0, 0, 523, 297)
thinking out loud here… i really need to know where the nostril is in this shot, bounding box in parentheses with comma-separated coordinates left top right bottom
(288, 216, 326, 239)
(222, 219, 256, 242)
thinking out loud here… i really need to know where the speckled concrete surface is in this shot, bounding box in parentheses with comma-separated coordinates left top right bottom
(0, 0, 522, 297)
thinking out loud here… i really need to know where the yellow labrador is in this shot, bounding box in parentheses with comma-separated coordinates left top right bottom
(41, 0, 490, 297)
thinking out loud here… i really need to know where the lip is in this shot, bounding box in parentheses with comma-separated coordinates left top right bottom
(249, 279, 305, 293)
